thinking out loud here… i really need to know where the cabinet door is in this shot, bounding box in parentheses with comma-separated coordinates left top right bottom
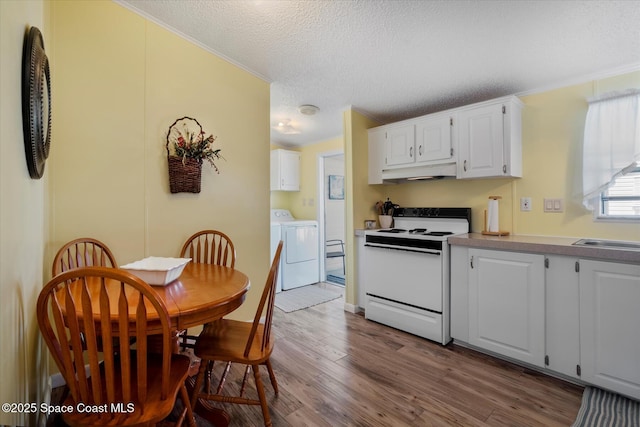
(545, 256, 580, 379)
(580, 260, 640, 400)
(368, 128, 385, 184)
(458, 103, 504, 178)
(280, 150, 300, 191)
(271, 149, 300, 191)
(415, 114, 452, 163)
(469, 249, 545, 367)
(384, 124, 415, 167)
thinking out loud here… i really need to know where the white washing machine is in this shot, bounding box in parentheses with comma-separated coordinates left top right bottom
(270, 209, 319, 291)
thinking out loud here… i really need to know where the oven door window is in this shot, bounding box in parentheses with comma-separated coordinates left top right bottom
(364, 245, 443, 312)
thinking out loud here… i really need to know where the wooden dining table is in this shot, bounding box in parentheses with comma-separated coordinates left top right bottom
(62, 262, 250, 427)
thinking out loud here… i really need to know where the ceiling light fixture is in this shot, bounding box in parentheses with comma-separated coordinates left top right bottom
(298, 104, 319, 116)
(272, 119, 301, 135)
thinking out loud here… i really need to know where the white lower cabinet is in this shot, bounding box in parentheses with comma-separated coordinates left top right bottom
(545, 256, 580, 379)
(580, 260, 640, 400)
(452, 246, 640, 399)
(468, 249, 545, 367)
(355, 234, 366, 309)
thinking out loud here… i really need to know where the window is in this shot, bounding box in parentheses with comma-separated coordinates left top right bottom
(599, 166, 640, 219)
(582, 89, 640, 213)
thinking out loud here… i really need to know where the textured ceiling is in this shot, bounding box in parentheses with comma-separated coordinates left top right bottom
(118, 0, 640, 146)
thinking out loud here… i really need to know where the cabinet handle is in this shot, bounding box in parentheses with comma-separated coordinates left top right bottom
(463, 160, 467, 172)
(418, 145, 423, 156)
(409, 147, 413, 158)
(503, 165, 507, 174)
(470, 256, 474, 269)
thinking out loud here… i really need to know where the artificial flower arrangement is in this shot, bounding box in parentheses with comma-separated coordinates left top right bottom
(166, 116, 223, 193)
(167, 116, 223, 173)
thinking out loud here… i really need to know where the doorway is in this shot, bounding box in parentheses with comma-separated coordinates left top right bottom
(317, 151, 345, 286)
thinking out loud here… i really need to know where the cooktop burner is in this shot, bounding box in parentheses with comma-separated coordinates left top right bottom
(379, 228, 406, 233)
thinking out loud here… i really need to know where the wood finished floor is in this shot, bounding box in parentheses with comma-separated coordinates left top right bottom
(209, 296, 584, 427)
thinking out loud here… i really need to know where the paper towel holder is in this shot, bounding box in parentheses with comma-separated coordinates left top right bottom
(482, 195, 510, 236)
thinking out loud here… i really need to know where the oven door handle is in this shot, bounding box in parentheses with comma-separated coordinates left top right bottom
(364, 244, 441, 256)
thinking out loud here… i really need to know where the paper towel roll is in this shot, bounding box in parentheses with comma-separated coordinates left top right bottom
(487, 199, 499, 232)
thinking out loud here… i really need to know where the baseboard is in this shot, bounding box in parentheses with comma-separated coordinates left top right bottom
(50, 372, 66, 389)
(343, 302, 363, 314)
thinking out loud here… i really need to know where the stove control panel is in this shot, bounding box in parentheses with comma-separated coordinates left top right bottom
(395, 207, 471, 218)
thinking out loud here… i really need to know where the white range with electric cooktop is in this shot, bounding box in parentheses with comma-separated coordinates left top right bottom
(363, 207, 471, 345)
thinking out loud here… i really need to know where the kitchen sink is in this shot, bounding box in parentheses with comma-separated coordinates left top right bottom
(572, 238, 640, 251)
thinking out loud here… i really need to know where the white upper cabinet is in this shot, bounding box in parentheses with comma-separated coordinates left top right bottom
(270, 149, 300, 191)
(457, 96, 523, 179)
(367, 95, 522, 182)
(384, 123, 415, 167)
(414, 113, 453, 164)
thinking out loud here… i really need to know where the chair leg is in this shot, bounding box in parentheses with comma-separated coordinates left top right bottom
(265, 359, 279, 395)
(239, 364, 251, 397)
(252, 364, 272, 427)
(190, 359, 208, 410)
(179, 384, 197, 427)
(216, 361, 232, 394)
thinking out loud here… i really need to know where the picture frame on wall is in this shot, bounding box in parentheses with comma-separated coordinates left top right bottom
(328, 175, 344, 200)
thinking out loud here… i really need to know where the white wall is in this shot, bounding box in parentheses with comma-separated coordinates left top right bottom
(0, 1, 49, 425)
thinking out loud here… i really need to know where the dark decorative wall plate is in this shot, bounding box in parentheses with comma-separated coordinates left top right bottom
(22, 26, 51, 179)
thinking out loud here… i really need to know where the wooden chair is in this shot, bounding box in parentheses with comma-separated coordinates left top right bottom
(178, 230, 236, 349)
(190, 241, 283, 427)
(37, 266, 196, 427)
(180, 230, 236, 268)
(178, 230, 237, 381)
(52, 238, 117, 276)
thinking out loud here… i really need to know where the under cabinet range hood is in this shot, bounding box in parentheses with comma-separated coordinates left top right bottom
(381, 161, 457, 183)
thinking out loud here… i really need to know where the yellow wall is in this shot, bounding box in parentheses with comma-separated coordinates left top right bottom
(0, 1, 50, 425)
(49, 2, 270, 317)
(376, 72, 640, 241)
(345, 109, 386, 305)
(289, 137, 343, 220)
(270, 137, 344, 218)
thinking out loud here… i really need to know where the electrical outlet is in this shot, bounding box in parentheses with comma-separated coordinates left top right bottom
(520, 197, 532, 212)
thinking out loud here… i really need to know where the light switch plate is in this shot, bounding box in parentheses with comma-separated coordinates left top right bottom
(544, 198, 564, 212)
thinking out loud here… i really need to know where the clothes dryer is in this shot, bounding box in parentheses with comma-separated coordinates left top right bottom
(270, 209, 319, 290)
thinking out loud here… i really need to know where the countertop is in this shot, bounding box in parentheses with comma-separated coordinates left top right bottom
(448, 233, 640, 264)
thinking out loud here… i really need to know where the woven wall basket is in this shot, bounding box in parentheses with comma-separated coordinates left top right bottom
(166, 116, 204, 194)
(167, 156, 202, 193)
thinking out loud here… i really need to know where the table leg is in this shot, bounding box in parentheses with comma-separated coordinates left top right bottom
(185, 376, 230, 427)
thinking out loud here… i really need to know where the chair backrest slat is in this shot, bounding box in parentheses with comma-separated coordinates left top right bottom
(52, 238, 117, 276)
(64, 284, 91, 402)
(81, 278, 103, 404)
(244, 241, 282, 357)
(136, 295, 148, 403)
(99, 284, 116, 403)
(118, 283, 132, 403)
(37, 267, 173, 415)
(180, 230, 236, 268)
